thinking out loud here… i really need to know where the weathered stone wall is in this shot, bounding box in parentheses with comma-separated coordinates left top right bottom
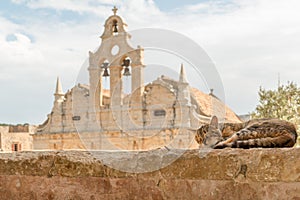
(0, 125, 35, 152)
(33, 130, 199, 151)
(0, 148, 299, 200)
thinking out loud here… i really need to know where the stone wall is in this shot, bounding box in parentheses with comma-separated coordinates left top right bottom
(0, 125, 35, 152)
(33, 130, 199, 151)
(0, 148, 299, 199)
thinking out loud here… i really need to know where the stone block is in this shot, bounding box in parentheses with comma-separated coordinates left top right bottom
(0, 148, 299, 199)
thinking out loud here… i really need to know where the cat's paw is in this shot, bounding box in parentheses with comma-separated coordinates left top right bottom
(213, 144, 224, 149)
(213, 142, 228, 149)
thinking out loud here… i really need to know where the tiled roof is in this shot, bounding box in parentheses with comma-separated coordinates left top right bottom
(77, 76, 241, 123)
(190, 87, 241, 123)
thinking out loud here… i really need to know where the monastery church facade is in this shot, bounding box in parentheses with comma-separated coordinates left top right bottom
(30, 8, 241, 151)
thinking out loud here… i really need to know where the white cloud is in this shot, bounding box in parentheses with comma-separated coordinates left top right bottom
(1, 0, 300, 123)
(2, 33, 43, 63)
(0, 15, 96, 123)
(182, 0, 238, 14)
(165, 0, 300, 114)
(11, 0, 163, 20)
(10, 0, 138, 17)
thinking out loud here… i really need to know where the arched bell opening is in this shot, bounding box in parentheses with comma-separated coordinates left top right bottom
(101, 59, 110, 90)
(121, 57, 132, 94)
(112, 19, 119, 36)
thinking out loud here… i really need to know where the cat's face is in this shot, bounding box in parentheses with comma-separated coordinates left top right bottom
(196, 116, 223, 147)
(204, 124, 222, 147)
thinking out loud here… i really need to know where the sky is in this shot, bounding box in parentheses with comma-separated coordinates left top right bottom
(1, 0, 300, 124)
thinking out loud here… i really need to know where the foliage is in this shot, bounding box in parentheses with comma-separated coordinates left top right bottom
(0, 123, 11, 126)
(251, 82, 300, 146)
(0, 123, 29, 126)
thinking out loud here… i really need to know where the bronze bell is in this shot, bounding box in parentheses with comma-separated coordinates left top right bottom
(113, 25, 118, 33)
(123, 67, 131, 76)
(102, 62, 109, 69)
(113, 21, 118, 33)
(122, 59, 130, 67)
(103, 68, 110, 77)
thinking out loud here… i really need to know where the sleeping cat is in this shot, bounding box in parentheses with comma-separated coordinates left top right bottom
(195, 116, 297, 149)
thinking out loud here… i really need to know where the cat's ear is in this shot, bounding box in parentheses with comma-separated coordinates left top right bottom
(210, 116, 219, 129)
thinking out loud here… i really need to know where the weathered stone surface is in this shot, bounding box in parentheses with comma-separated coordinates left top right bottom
(0, 148, 299, 199)
(0, 125, 35, 152)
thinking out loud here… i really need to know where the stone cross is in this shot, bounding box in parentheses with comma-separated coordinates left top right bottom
(112, 6, 118, 15)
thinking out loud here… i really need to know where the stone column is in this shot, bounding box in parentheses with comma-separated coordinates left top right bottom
(87, 52, 103, 131)
(130, 47, 144, 100)
(109, 65, 123, 106)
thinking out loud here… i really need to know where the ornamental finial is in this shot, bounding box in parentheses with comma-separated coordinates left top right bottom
(112, 6, 118, 15)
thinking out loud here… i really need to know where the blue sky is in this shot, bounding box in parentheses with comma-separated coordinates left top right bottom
(1, 0, 300, 124)
(154, 0, 207, 11)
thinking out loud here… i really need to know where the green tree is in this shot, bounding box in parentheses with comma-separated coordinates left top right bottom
(251, 82, 300, 146)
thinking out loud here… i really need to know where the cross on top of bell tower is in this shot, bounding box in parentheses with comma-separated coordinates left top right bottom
(100, 6, 128, 40)
(112, 6, 118, 15)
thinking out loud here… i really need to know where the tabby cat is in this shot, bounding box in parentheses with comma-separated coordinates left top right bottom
(195, 116, 297, 149)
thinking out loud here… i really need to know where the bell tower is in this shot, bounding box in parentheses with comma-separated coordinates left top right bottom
(88, 7, 145, 129)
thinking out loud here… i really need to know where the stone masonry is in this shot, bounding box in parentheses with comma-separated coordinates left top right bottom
(0, 148, 299, 199)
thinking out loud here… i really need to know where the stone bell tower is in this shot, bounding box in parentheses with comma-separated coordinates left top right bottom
(88, 7, 145, 128)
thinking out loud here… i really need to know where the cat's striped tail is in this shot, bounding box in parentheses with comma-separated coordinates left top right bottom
(214, 133, 296, 149)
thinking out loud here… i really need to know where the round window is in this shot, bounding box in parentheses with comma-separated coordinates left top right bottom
(111, 45, 119, 55)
